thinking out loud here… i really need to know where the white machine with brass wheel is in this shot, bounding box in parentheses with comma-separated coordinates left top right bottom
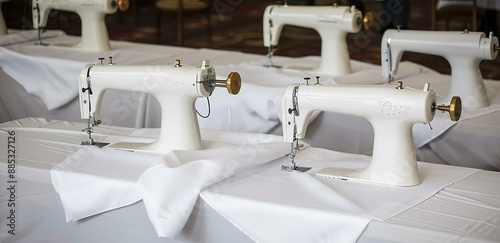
(79, 59, 242, 153)
(263, 3, 373, 76)
(381, 29, 499, 107)
(282, 80, 461, 186)
(32, 0, 129, 51)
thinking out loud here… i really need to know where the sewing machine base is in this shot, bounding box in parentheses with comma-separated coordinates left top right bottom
(283, 65, 315, 73)
(81, 141, 109, 148)
(107, 140, 202, 154)
(280, 164, 311, 173)
(107, 141, 164, 154)
(39, 41, 99, 52)
(281, 65, 340, 76)
(315, 167, 421, 187)
(263, 64, 283, 68)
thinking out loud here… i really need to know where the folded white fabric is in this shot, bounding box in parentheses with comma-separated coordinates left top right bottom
(50, 130, 290, 239)
(201, 147, 480, 243)
(0, 46, 83, 110)
(50, 146, 162, 221)
(138, 141, 291, 237)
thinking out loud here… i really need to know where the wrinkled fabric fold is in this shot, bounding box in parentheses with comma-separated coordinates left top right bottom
(50, 130, 289, 239)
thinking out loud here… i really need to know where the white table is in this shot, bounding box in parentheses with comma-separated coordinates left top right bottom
(1, 118, 499, 242)
(437, 0, 500, 10)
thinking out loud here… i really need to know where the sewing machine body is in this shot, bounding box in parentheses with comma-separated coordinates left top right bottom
(381, 29, 498, 107)
(0, 0, 11, 35)
(79, 60, 217, 153)
(263, 4, 362, 75)
(32, 0, 118, 51)
(283, 83, 438, 186)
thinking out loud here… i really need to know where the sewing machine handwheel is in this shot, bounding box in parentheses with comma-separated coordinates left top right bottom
(437, 96, 462, 121)
(118, 0, 129, 11)
(448, 96, 462, 121)
(363, 12, 374, 30)
(226, 72, 241, 95)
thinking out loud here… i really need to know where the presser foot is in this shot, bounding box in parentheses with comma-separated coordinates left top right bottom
(280, 164, 311, 173)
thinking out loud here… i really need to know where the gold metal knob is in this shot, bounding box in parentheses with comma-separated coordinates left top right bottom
(118, 0, 129, 11)
(363, 12, 374, 30)
(214, 72, 241, 95)
(436, 96, 462, 121)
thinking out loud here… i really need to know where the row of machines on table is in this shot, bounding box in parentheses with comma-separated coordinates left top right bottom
(3, 2, 499, 187)
(23, 0, 497, 107)
(263, 3, 498, 108)
(80, 56, 460, 187)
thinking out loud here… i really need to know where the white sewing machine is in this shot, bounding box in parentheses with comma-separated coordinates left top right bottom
(0, 0, 11, 35)
(381, 29, 499, 108)
(32, 0, 129, 51)
(282, 81, 461, 186)
(79, 59, 241, 153)
(263, 3, 371, 76)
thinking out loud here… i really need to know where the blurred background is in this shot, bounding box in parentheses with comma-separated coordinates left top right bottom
(2, 0, 500, 80)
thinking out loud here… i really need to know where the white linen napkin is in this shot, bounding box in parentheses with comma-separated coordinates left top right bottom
(50, 146, 162, 221)
(50, 130, 290, 239)
(138, 141, 291, 237)
(201, 147, 479, 243)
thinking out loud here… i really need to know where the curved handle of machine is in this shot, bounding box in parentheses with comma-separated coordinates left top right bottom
(436, 96, 462, 121)
(363, 12, 374, 30)
(213, 72, 242, 95)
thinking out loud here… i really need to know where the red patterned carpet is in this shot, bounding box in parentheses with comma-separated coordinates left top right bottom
(3, 0, 500, 79)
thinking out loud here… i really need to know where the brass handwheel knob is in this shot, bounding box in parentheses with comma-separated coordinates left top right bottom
(118, 0, 129, 11)
(436, 96, 462, 121)
(225, 72, 241, 95)
(363, 12, 374, 30)
(212, 72, 242, 95)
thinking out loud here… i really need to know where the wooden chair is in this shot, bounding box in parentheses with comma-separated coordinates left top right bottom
(156, 0, 212, 46)
(431, 0, 486, 31)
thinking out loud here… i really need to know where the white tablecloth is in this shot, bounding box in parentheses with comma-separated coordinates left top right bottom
(0, 118, 255, 243)
(1, 118, 499, 243)
(437, 0, 500, 10)
(358, 169, 500, 242)
(201, 147, 478, 243)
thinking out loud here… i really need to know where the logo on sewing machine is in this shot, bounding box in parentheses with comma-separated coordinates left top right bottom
(377, 98, 410, 119)
(317, 15, 340, 23)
